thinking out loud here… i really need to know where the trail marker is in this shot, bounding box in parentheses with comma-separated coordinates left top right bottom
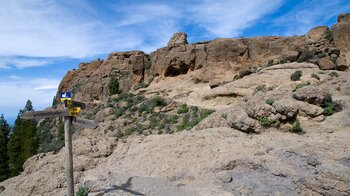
(22, 91, 97, 196)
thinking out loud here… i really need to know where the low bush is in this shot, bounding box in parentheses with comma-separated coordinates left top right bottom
(108, 77, 120, 95)
(114, 107, 125, 118)
(290, 120, 303, 134)
(253, 84, 267, 95)
(259, 117, 272, 126)
(290, 70, 302, 81)
(76, 186, 89, 196)
(323, 29, 333, 42)
(279, 58, 287, 64)
(133, 82, 149, 90)
(297, 51, 314, 63)
(267, 59, 274, 67)
(265, 99, 274, 105)
(177, 104, 189, 114)
(292, 81, 310, 92)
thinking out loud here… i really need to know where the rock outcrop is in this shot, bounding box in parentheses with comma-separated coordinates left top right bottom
(58, 13, 350, 103)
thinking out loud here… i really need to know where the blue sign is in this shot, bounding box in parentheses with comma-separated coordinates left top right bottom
(60, 92, 71, 99)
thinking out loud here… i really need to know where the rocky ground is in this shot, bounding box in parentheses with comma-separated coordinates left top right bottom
(1, 61, 350, 196)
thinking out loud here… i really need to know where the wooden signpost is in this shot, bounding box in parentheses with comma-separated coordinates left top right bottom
(22, 92, 97, 196)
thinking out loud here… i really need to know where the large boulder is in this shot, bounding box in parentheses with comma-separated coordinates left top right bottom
(293, 86, 326, 106)
(333, 13, 350, 71)
(317, 57, 336, 70)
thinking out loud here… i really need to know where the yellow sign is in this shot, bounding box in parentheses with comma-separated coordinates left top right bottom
(60, 97, 72, 102)
(69, 107, 81, 116)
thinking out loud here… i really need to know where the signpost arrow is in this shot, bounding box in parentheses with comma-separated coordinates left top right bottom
(22, 109, 69, 119)
(21, 91, 97, 196)
(73, 117, 97, 129)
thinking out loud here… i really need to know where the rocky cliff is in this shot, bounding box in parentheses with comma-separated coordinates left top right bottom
(58, 14, 350, 103)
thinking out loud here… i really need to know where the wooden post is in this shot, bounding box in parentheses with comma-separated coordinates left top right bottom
(64, 116, 74, 196)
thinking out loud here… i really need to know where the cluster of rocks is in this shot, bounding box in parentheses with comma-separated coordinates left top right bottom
(196, 62, 350, 134)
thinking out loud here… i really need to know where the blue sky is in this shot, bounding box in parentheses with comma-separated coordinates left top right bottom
(0, 0, 349, 124)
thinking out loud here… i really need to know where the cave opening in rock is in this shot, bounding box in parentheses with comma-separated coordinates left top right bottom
(164, 62, 190, 77)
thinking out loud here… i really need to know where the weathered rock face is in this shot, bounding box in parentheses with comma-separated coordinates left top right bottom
(307, 26, 329, 42)
(167, 32, 188, 47)
(58, 51, 149, 101)
(333, 13, 350, 70)
(58, 13, 350, 103)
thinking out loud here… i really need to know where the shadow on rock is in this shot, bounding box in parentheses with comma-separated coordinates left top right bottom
(94, 177, 145, 196)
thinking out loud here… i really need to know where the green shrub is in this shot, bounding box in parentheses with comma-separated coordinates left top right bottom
(323, 104, 334, 116)
(253, 84, 267, 95)
(171, 115, 179, 124)
(152, 96, 167, 107)
(272, 120, 281, 128)
(279, 58, 287, 64)
(311, 73, 320, 80)
(177, 104, 189, 114)
(259, 117, 271, 126)
(321, 93, 341, 116)
(290, 70, 302, 81)
(157, 130, 163, 134)
(233, 75, 239, 81)
(318, 71, 325, 74)
(265, 99, 274, 105)
(329, 71, 338, 77)
(176, 114, 190, 131)
(200, 109, 215, 119)
(76, 186, 89, 196)
(133, 82, 149, 90)
(145, 60, 152, 69)
(323, 29, 333, 42)
(292, 81, 310, 92)
(317, 52, 327, 58)
(290, 120, 303, 134)
(148, 116, 159, 129)
(191, 106, 199, 112)
(267, 59, 274, 67)
(108, 77, 120, 95)
(331, 56, 338, 64)
(114, 107, 125, 118)
(297, 51, 313, 63)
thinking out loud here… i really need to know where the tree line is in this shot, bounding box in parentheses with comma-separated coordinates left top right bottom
(0, 99, 64, 182)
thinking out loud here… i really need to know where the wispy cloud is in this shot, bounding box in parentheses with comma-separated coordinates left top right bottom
(188, 0, 283, 37)
(0, 56, 52, 69)
(0, 0, 142, 59)
(274, 0, 350, 35)
(0, 77, 61, 116)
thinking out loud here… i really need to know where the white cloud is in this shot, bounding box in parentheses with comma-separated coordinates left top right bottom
(0, 0, 284, 61)
(0, 77, 61, 117)
(275, 0, 350, 35)
(187, 0, 283, 37)
(0, 0, 142, 58)
(0, 56, 52, 69)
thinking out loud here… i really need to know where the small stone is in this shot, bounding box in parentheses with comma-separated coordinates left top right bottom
(307, 155, 320, 167)
(209, 81, 221, 89)
(216, 171, 232, 183)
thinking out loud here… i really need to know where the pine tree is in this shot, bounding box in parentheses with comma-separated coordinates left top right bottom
(52, 95, 58, 108)
(7, 100, 38, 176)
(7, 116, 23, 176)
(0, 114, 10, 181)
